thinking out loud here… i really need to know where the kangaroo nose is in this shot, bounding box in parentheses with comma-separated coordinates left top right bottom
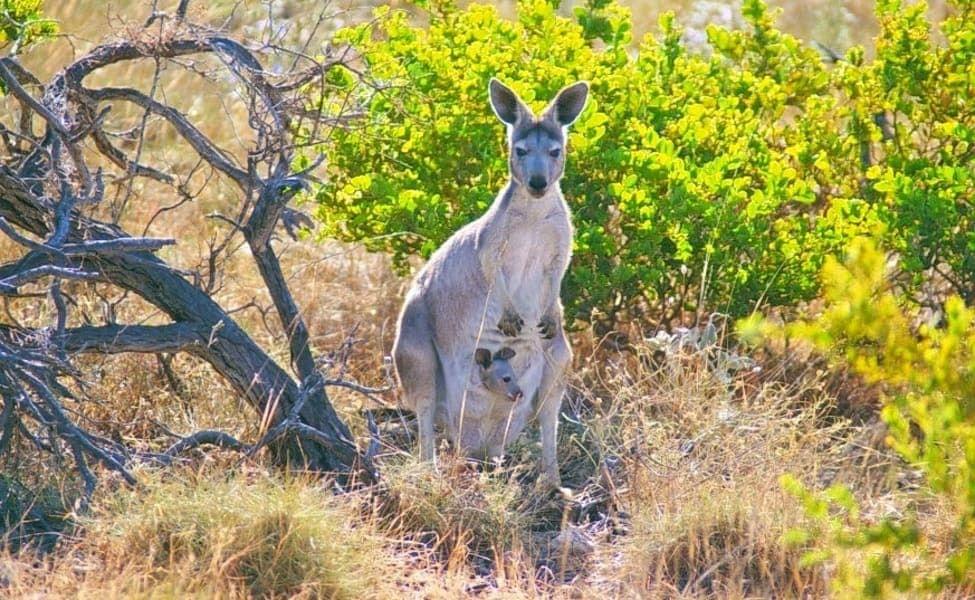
(510, 390, 523, 402)
(528, 176, 546, 192)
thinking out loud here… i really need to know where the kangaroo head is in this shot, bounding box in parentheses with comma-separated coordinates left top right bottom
(489, 79, 589, 199)
(474, 347, 523, 402)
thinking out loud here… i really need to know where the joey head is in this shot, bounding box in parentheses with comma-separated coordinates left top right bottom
(474, 347, 523, 402)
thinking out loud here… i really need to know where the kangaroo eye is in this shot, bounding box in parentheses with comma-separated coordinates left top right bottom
(502, 376, 511, 383)
(549, 148, 561, 158)
(515, 147, 528, 157)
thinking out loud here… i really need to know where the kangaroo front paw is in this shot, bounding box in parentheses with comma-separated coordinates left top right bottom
(537, 315, 558, 340)
(498, 309, 524, 337)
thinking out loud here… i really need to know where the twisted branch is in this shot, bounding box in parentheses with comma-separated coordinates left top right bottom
(0, 3, 381, 505)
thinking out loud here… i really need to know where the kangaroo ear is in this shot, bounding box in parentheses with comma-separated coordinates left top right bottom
(474, 348, 492, 369)
(495, 347, 515, 361)
(544, 81, 589, 127)
(489, 78, 530, 126)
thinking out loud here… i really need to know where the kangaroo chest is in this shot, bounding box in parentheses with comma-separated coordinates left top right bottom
(499, 209, 571, 316)
(501, 229, 554, 295)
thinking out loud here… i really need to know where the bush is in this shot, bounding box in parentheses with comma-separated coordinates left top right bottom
(0, 0, 56, 55)
(308, 0, 973, 327)
(857, 1, 975, 304)
(745, 238, 975, 597)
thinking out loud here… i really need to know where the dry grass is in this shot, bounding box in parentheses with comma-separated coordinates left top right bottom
(12, 322, 892, 598)
(0, 314, 950, 598)
(615, 483, 817, 597)
(3, 466, 411, 598)
(564, 339, 840, 597)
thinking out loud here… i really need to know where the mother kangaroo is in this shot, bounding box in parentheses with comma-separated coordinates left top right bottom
(393, 79, 588, 486)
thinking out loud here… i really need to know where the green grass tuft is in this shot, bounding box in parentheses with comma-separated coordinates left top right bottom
(73, 468, 393, 598)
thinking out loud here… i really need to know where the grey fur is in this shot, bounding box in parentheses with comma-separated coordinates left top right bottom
(392, 79, 588, 485)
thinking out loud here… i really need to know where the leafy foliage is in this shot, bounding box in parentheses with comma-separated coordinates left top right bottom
(747, 238, 975, 597)
(0, 0, 56, 54)
(308, 0, 974, 327)
(857, 1, 975, 305)
(313, 0, 831, 325)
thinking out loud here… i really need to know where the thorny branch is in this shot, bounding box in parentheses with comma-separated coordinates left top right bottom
(0, 1, 386, 506)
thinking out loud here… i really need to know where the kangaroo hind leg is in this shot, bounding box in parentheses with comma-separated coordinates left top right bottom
(536, 325, 572, 488)
(392, 298, 440, 462)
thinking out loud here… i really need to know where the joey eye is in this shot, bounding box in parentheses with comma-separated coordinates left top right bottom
(549, 148, 561, 158)
(515, 147, 528, 157)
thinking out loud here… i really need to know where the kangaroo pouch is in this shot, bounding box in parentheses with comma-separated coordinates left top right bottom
(444, 349, 544, 458)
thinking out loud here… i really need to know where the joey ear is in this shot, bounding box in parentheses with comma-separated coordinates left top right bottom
(489, 78, 531, 126)
(474, 348, 492, 369)
(494, 347, 515, 361)
(544, 81, 589, 127)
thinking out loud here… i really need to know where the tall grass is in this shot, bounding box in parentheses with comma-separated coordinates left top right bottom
(1, 331, 949, 597)
(5, 467, 404, 598)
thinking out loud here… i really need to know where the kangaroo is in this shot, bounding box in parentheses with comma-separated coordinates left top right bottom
(475, 347, 523, 402)
(392, 78, 588, 486)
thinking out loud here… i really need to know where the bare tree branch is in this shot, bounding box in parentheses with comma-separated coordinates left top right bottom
(91, 126, 175, 185)
(0, 59, 68, 137)
(0, 7, 379, 504)
(56, 324, 203, 354)
(0, 266, 101, 293)
(84, 86, 250, 189)
(176, 0, 192, 20)
(161, 430, 248, 461)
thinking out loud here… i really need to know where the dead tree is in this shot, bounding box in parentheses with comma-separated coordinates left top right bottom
(0, 5, 379, 499)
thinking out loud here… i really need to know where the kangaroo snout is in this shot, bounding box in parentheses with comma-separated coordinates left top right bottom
(509, 388, 524, 402)
(528, 175, 547, 195)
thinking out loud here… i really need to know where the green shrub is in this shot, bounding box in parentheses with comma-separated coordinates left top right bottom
(0, 0, 56, 55)
(308, 0, 973, 326)
(856, 1, 975, 304)
(744, 238, 975, 597)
